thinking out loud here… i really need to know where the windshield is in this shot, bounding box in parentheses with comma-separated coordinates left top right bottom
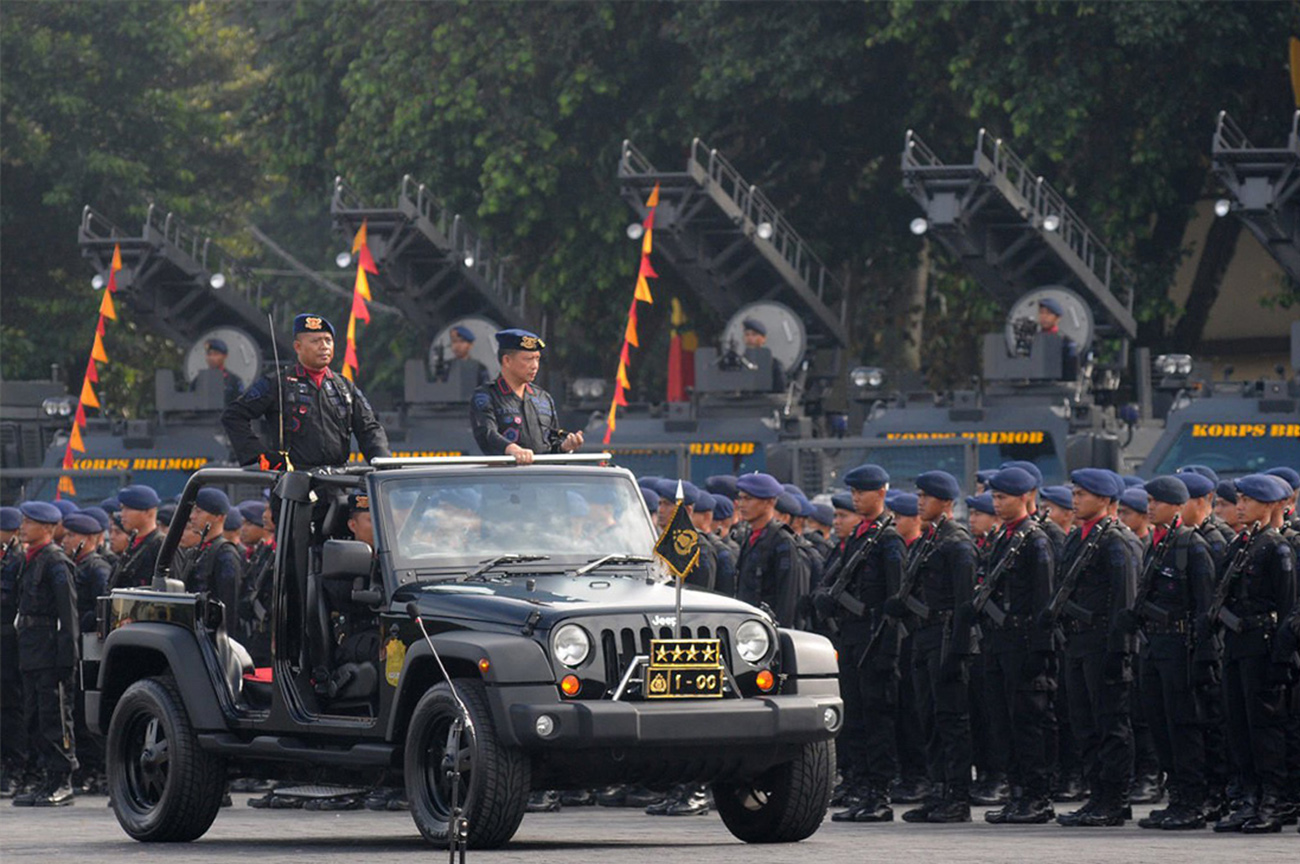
(376, 470, 656, 571)
(1149, 423, 1300, 479)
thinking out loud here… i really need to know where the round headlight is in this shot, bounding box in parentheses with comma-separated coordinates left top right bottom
(552, 623, 591, 668)
(735, 620, 771, 664)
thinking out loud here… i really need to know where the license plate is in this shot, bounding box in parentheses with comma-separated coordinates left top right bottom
(646, 639, 724, 699)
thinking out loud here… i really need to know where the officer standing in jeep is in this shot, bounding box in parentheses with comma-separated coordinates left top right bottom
(222, 313, 390, 471)
(469, 329, 583, 464)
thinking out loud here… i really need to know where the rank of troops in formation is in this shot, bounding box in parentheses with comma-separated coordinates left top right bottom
(2, 314, 1297, 835)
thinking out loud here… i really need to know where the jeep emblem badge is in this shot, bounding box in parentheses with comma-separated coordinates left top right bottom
(651, 615, 676, 627)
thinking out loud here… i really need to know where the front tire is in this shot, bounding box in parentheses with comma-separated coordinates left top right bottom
(713, 739, 834, 843)
(405, 678, 529, 849)
(106, 675, 227, 842)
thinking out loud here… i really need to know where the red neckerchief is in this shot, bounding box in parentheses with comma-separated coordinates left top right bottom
(1152, 525, 1168, 547)
(748, 525, 766, 547)
(25, 541, 50, 563)
(1002, 515, 1028, 534)
(854, 517, 878, 539)
(298, 363, 330, 389)
(1079, 516, 1104, 540)
(1043, 325, 1059, 335)
(130, 532, 150, 550)
(904, 533, 921, 548)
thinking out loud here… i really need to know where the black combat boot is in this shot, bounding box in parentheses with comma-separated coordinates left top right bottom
(1240, 788, 1284, 834)
(525, 790, 562, 813)
(832, 788, 893, 822)
(926, 792, 972, 824)
(1070, 785, 1126, 826)
(1213, 793, 1258, 832)
(902, 786, 944, 823)
(31, 774, 75, 807)
(663, 785, 710, 816)
(1129, 772, 1165, 804)
(1053, 772, 1086, 803)
(970, 774, 1010, 806)
(1004, 793, 1055, 824)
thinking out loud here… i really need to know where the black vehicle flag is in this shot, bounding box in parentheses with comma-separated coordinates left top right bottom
(653, 483, 699, 581)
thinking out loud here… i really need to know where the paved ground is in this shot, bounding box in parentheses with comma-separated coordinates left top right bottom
(2, 794, 1296, 863)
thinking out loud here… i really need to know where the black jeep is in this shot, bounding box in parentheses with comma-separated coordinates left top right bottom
(84, 458, 842, 847)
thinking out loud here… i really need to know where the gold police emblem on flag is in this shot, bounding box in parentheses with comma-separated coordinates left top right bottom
(519, 335, 541, 350)
(654, 500, 700, 581)
(305, 316, 323, 330)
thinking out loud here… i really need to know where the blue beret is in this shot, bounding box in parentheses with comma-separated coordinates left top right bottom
(811, 503, 835, 527)
(99, 495, 120, 514)
(52, 499, 77, 518)
(63, 513, 102, 536)
(966, 493, 995, 516)
(638, 475, 662, 488)
(736, 472, 783, 499)
(0, 507, 21, 532)
(1178, 464, 1220, 485)
(1104, 471, 1125, 498)
(1179, 472, 1215, 499)
(989, 467, 1037, 496)
(679, 481, 702, 509)
(705, 475, 738, 500)
(694, 490, 716, 514)
(1119, 488, 1149, 513)
(844, 464, 889, 491)
(1145, 476, 1189, 506)
(775, 493, 802, 517)
(450, 325, 475, 343)
(975, 469, 998, 487)
(887, 491, 918, 517)
(1215, 481, 1237, 505)
(741, 317, 766, 336)
(1265, 466, 1300, 493)
(782, 483, 806, 499)
(650, 478, 679, 499)
(19, 501, 62, 525)
(294, 313, 335, 337)
(224, 508, 244, 531)
(118, 485, 161, 511)
(157, 503, 177, 527)
(831, 492, 855, 512)
(565, 490, 590, 517)
(711, 495, 733, 520)
(238, 501, 266, 528)
(194, 487, 231, 517)
(495, 329, 545, 352)
(206, 338, 229, 355)
(1040, 485, 1074, 510)
(1072, 468, 1118, 500)
(642, 487, 661, 511)
(798, 495, 816, 519)
(77, 507, 111, 533)
(1001, 460, 1044, 488)
(1121, 475, 1145, 489)
(1235, 474, 1291, 503)
(1038, 297, 1064, 316)
(916, 470, 960, 501)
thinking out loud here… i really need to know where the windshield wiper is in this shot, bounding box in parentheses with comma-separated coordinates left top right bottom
(465, 554, 550, 581)
(574, 554, 653, 577)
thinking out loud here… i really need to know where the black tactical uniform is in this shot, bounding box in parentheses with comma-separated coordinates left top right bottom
(469, 376, 564, 456)
(699, 532, 733, 596)
(736, 519, 804, 628)
(222, 363, 390, 469)
(240, 541, 276, 666)
(1051, 517, 1137, 825)
(977, 517, 1057, 823)
(906, 517, 977, 816)
(685, 532, 717, 593)
(1214, 527, 1296, 832)
(108, 529, 163, 590)
(181, 536, 243, 621)
(0, 539, 26, 787)
(1129, 520, 1215, 827)
(1189, 515, 1232, 814)
(71, 549, 110, 633)
(15, 542, 79, 795)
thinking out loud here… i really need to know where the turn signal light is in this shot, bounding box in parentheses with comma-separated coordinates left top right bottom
(478, 658, 491, 674)
(756, 669, 775, 692)
(560, 674, 581, 697)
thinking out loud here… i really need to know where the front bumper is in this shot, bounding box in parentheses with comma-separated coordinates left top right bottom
(496, 686, 843, 749)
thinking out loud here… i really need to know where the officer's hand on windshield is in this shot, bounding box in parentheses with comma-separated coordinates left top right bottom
(560, 430, 584, 453)
(505, 443, 535, 465)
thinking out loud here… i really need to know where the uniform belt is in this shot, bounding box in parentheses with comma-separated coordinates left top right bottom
(1141, 617, 1190, 635)
(916, 609, 954, 628)
(15, 614, 56, 628)
(1238, 612, 1278, 631)
(993, 614, 1034, 630)
(1062, 617, 1106, 635)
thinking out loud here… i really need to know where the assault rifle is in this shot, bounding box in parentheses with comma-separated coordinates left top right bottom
(859, 516, 948, 665)
(1041, 517, 1115, 630)
(1201, 521, 1263, 640)
(1129, 516, 1182, 630)
(969, 521, 1034, 627)
(810, 515, 894, 635)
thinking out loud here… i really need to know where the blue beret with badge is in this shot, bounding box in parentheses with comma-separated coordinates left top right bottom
(195, 488, 231, 517)
(641, 487, 661, 511)
(736, 472, 783, 500)
(1038, 296, 1064, 316)
(1072, 468, 1118, 500)
(966, 493, 996, 515)
(1001, 460, 1044, 488)
(0, 507, 21, 532)
(887, 492, 919, 517)
(19, 501, 63, 525)
(1040, 485, 1074, 510)
(811, 503, 834, 527)
(711, 495, 733, 520)
(844, 464, 889, 491)
(118, 485, 161, 511)
(705, 474, 739, 500)
(78, 507, 111, 533)
(1179, 472, 1215, 499)
(495, 329, 545, 352)
(741, 317, 766, 336)
(916, 470, 960, 501)
(1144, 476, 1189, 506)
(1119, 487, 1149, 513)
(831, 492, 855, 512)
(63, 513, 102, 536)
(1264, 466, 1300, 493)
(451, 325, 475, 343)
(294, 312, 335, 337)
(1178, 464, 1220, 484)
(1235, 473, 1291, 503)
(989, 467, 1037, 496)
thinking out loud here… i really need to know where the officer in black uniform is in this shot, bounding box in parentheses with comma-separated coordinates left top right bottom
(222, 313, 390, 471)
(177, 489, 243, 618)
(1122, 476, 1217, 830)
(469, 329, 582, 462)
(806, 503, 835, 560)
(0, 507, 26, 797)
(691, 490, 736, 597)
(11, 502, 78, 807)
(200, 338, 245, 405)
(1211, 474, 1296, 834)
(897, 471, 977, 823)
(740, 318, 787, 392)
(976, 467, 1057, 825)
(237, 500, 275, 667)
(819, 464, 906, 824)
(58, 511, 110, 791)
(734, 472, 804, 628)
(109, 485, 165, 590)
(965, 492, 1004, 806)
(1046, 469, 1136, 827)
(1037, 297, 1079, 380)
(444, 324, 490, 387)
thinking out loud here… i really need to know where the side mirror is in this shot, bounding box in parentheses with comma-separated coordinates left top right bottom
(320, 539, 372, 580)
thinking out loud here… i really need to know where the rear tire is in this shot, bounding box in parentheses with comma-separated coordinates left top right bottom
(106, 675, 226, 842)
(405, 678, 529, 849)
(713, 739, 834, 843)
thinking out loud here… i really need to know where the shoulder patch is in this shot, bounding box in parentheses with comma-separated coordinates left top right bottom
(473, 391, 491, 410)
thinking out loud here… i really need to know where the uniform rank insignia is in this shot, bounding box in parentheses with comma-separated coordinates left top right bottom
(305, 316, 323, 330)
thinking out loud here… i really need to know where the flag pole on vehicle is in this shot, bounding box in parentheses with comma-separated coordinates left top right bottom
(653, 479, 700, 639)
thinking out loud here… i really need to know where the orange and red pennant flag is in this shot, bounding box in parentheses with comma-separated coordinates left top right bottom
(79, 377, 100, 409)
(69, 423, 86, 453)
(99, 289, 117, 320)
(624, 303, 639, 348)
(91, 332, 108, 363)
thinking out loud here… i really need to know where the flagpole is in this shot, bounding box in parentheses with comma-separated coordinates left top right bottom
(674, 480, 684, 639)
